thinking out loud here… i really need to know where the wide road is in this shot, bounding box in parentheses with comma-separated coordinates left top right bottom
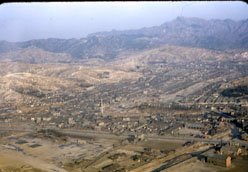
(0, 126, 229, 144)
(54, 128, 232, 144)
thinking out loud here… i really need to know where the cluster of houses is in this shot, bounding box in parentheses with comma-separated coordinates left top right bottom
(0, 108, 232, 142)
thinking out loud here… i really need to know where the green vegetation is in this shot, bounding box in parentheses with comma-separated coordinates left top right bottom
(221, 86, 248, 97)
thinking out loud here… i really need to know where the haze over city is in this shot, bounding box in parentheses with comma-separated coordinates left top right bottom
(0, 1, 248, 172)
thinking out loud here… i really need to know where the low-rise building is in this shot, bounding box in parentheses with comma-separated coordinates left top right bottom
(206, 154, 231, 168)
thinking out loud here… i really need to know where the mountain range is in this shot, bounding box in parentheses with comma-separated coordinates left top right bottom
(0, 17, 248, 61)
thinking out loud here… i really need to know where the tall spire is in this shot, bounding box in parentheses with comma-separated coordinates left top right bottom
(101, 98, 104, 115)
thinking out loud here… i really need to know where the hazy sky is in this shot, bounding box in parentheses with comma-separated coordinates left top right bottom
(0, 1, 248, 42)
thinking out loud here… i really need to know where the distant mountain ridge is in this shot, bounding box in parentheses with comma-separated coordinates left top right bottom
(0, 17, 248, 60)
